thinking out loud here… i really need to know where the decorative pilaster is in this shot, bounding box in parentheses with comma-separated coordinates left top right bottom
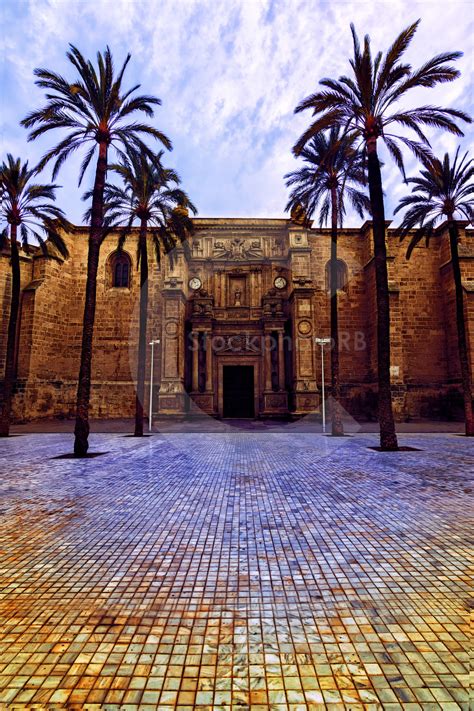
(261, 290, 288, 417)
(205, 331, 213, 392)
(191, 331, 199, 392)
(288, 226, 319, 415)
(158, 251, 188, 416)
(189, 289, 215, 414)
(264, 332, 272, 392)
(278, 330, 285, 391)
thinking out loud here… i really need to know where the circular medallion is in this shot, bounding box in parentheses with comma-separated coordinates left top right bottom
(298, 319, 312, 335)
(165, 321, 178, 337)
(189, 276, 202, 291)
(274, 276, 287, 290)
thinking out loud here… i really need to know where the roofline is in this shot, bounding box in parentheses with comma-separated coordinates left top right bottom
(63, 217, 473, 235)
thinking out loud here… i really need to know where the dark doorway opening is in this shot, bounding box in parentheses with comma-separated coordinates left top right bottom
(223, 366, 255, 418)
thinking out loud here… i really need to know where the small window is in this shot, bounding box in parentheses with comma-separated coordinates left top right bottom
(325, 259, 348, 293)
(110, 252, 131, 288)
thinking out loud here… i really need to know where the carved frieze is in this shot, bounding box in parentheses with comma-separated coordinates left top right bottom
(272, 237, 286, 257)
(214, 334, 261, 353)
(160, 381, 183, 393)
(191, 239, 203, 257)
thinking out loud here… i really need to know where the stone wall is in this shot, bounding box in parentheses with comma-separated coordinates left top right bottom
(0, 219, 472, 422)
(1, 228, 164, 421)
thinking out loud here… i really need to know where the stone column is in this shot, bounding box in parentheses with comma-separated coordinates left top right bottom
(250, 269, 257, 307)
(188, 285, 214, 414)
(221, 271, 226, 307)
(205, 331, 213, 392)
(216, 269, 224, 308)
(278, 329, 285, 391)
(191, 330, 199, 392)
(255, 268, 262, 305)
(262, 325, 288, 416)
(264, 332, 272, 391)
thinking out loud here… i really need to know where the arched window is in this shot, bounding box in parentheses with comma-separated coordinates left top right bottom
(110, 251, 131, 288)
(325, 259, 348, 293)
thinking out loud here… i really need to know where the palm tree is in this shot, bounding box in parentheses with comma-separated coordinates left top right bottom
(22, 45, 172, 456)
(0, 155, 69, 436)
(285, 128, 370, 436)
(293, 20, 470, 450)
(94, 149, 196, 436)
(395, 148, 473, 435)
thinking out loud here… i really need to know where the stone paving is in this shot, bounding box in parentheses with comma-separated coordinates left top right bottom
(0, 431, 472, 710)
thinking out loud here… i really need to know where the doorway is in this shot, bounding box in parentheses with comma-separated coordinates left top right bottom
(223, 365, 255, 418)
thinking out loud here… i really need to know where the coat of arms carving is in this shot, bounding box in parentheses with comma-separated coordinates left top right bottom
(213, 237, 263, 260)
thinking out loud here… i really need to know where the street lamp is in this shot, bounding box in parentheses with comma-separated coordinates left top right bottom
(148, 339, 160, 432)
(315, 337, 331, 433)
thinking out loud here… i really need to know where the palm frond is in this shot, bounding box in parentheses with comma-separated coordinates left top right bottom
(396, 146, 473, 257)
(374, 20, 419, 100)
(294, 19, 470, 189)
(0, 155, 69, 257)
(22, 43, 172, 186)
(286, 127, 369, 228)
(96, 148, 196, 263)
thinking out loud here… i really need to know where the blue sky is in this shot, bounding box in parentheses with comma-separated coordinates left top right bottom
(1, 0, 473, 225)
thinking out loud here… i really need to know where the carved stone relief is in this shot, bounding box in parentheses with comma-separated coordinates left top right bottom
(272, 237, 286, 256)
(214, 334, 261, 353)
(213, 237, 263, 260)
(160, 382, 183, 393)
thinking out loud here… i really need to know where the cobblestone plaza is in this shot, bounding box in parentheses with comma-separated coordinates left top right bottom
(0, 431, 471, 709)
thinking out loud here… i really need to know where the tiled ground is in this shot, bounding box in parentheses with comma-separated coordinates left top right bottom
(0, 431, 471, 710)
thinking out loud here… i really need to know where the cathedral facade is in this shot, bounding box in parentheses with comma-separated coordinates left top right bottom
(1, 217, 473, 423)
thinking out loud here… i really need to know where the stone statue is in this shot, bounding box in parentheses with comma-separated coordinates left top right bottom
(234, 289, 242, 306)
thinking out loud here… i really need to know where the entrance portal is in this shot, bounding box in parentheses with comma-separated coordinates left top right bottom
(223, 366, 255, 418)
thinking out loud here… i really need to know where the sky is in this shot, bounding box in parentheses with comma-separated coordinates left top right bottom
(1, 0, 473, 226)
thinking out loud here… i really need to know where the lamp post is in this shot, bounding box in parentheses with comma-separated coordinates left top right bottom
(148, 339, 160, 432)
(315, 337, 331, 433)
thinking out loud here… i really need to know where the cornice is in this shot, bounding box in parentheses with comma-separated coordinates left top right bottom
(434, 219, 472, 235)
(360, 220, 392, 236)
(54, 218, 474, 240)
(193, 218, 290, 232)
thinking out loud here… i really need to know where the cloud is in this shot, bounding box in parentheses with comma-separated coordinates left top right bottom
(1, 0, 472, 225)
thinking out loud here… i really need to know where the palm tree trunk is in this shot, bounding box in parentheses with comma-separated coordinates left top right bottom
(330, 186, 343, 436)
(74, 142, 108, 456)
(366, 137, 398, 450)
(134, 218, 149, 436)
(448, 220, 473, 436)
(0, 227, 20, 437)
